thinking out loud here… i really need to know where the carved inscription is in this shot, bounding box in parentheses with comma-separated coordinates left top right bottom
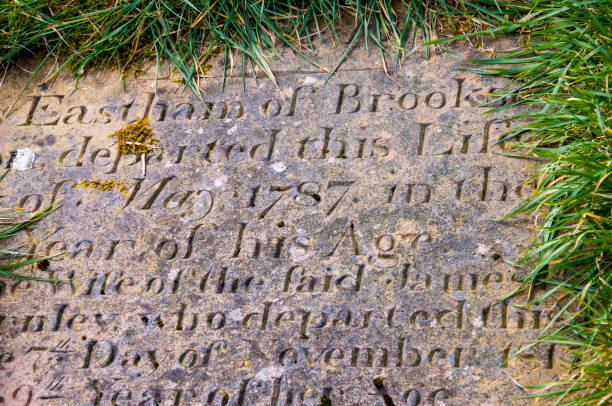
(0, 60, 560, 406)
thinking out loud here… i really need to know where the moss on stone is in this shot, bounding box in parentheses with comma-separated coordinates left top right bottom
(108, 117, 158, 155)
(73, 178, 129, 195)
(373, 377, 384, 389)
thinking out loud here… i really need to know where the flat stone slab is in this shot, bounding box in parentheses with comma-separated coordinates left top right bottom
(0, 45, 565, 405)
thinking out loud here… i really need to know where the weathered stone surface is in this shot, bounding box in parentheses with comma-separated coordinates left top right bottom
(0, 44, 566, 405)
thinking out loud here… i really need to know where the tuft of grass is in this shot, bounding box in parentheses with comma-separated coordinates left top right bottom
(0, 1, 523, 92)
(522, 284, 612, 405)
(428, 0, 611, 403)
(0, 172, 59, 281)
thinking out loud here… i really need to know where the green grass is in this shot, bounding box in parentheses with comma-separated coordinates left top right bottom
(1, 0, 611, 404)
(0, 170, 58, 280)
(428, 0, 611, 403)
(0, 0, 522, 91)
(521, 285, 612, 405)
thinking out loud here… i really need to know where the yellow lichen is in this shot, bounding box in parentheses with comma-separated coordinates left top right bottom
(73, 179, 130, 195)
(108, 117, 158, 155)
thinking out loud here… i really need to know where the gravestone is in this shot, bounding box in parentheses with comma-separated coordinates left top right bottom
(0, 44, 566, 405)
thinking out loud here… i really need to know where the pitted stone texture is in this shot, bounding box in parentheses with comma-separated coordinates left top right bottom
(0, 44, 565, 405)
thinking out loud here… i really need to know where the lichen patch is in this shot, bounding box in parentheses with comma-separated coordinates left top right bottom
(108, 117, 158, 155)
